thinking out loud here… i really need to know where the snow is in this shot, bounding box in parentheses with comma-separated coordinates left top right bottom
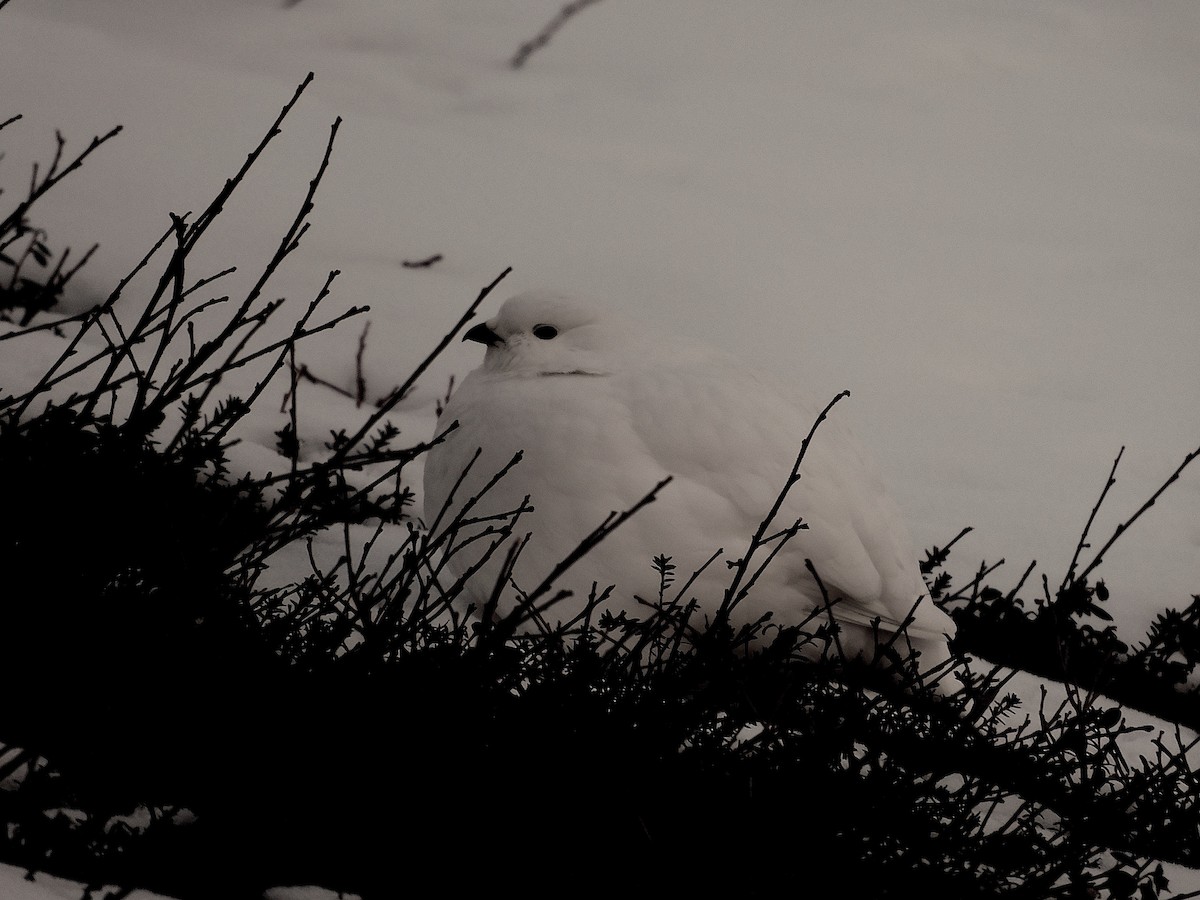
(1, 0, 1198, 896)
(2, 0, 1195, 638)
(0, 862, 354, 900)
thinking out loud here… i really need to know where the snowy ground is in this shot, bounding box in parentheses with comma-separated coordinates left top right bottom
(0, 863, 349, 900)
(1, 1, 1198, 896)
(1, 0, 1196, 640)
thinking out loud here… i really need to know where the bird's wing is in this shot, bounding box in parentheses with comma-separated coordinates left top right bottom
(618, 348, 930, 629)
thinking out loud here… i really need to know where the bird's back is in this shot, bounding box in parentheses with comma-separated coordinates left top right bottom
(423, 291, 953, 681)
(425, 342, 950, 661)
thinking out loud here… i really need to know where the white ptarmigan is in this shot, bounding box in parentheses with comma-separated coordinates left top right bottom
(424, 291, 955, 679)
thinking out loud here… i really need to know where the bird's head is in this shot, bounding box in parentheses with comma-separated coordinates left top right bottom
(463, 291, 633, 377)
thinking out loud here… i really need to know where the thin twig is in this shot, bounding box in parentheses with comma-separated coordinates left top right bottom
(207, 271, 349, 446)
(1061, 447, 1123, 594)
(401, 254, 442, 269)
(0, 126, 123, 238)
(289, 363, 356, 402)
(3, 221, 176, 419)
(921, 525, 973, 574)
(179, 299, 364, 395)
(1075, 444, 1200, 585)
(355, 320, 370, 405)
(183, 74, 315, 254)
(423, 447, 522, 549)
(1004, 559, 1038, 605)
(806, 559, 847, 663)
(721, 390, 850, 615)
(506, 476, 674, 627)
(510, 0, 604, 69)
(163, 114, 343, 431)
(131, 214, 189, 417)
(286, 343, 299, 473)
(330, 266, 511, 464)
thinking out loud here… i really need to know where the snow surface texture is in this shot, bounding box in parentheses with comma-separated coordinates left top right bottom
(0, 862, 349, 900)
(1, 0, 1199, 896)
(425, 290, 955, 673)
(0, 0, 1195, 640)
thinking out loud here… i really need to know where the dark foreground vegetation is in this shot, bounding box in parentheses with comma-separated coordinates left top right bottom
(2, 78, 1198, 900)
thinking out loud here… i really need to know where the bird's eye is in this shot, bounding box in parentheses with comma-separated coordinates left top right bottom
(532, 324, 558, 340)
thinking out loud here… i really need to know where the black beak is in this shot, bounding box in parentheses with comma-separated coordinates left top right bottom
(463, 322, 503, 347)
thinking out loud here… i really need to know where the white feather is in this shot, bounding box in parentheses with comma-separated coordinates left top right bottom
(424, 291, 955, 673)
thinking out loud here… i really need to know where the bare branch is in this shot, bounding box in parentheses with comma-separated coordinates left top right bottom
(1061, 447, 1123, 594)
(1075, 443, 1200, 585)
(401, 254, 442, 269)
(505, 475, 674, 626)
(354, 320, 370, 405)
(510, 0, 604, 69)
(331, 266, 511, 464)
(0, 126, 123, 239)
(721, 389, 850, 615)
